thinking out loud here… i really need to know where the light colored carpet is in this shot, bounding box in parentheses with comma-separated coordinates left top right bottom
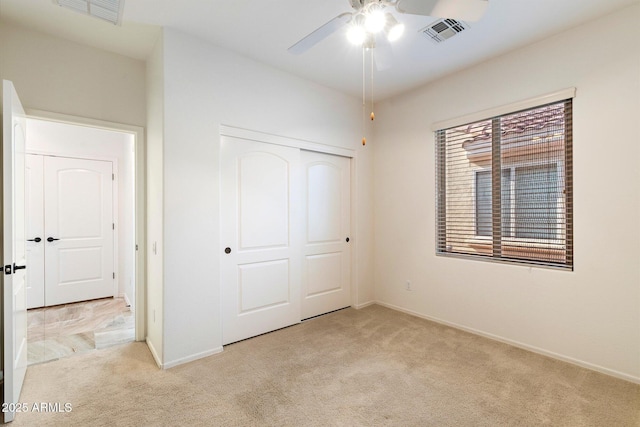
(12, 305, 640, 426)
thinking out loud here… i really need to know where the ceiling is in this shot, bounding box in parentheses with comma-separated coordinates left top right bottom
(1, 0, 638, 101)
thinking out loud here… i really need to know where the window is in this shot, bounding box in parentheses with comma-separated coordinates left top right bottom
(476, 163, 560, 240)
(436, 100, 573, 269)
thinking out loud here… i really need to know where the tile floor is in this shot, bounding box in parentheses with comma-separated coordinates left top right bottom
(27, 297, 135, 365)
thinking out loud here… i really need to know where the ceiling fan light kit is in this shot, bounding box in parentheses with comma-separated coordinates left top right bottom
(363, 4, 387, 34)
(289, 0, 487, 54)
(348, 2, 404, 46)
(287, 0, 488, 146)
(384, 13, 405, 42)
(347, 14, 368, 45)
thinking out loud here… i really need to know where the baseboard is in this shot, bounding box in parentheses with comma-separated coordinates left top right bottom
(162, 347, 224, 370)
(375, 301, 640, 385)
(145, 338, 162, 369)
(122, 293, 134, 313)
(354, 300, 376, 309)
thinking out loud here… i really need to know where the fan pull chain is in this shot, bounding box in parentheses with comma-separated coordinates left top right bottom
(370, 47, 375, 122)
(362, 46, 366, 146)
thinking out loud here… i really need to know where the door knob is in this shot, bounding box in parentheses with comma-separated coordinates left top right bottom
(47, 237, 60, 242)
(28, 237, 42, 243)
(346, 237, 350, 243)
(224, 247, 231, 254)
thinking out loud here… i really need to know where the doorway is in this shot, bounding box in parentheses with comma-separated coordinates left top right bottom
(24, 116, 141, 365)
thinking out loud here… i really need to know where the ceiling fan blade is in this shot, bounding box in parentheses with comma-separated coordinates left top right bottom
(288, 12, 352, 55)
(395, 0, 488, 22)
(395, 0, 439, 16)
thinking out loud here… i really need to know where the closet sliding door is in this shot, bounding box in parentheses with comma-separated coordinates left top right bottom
(300, 150, 351, 320)
(220, 135, 352, 345)
(220, 136, 302, 345)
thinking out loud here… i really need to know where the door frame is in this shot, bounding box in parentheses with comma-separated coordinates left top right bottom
(219, 125, 361, 314)
(25, 109, 146, 341)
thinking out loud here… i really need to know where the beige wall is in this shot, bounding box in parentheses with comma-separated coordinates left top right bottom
(0, 20, 146, 127)
(145, 32, 164, 363)
(1, 18, 150, 350)
(159, 28, 374, 367)
(373, 4, 640, 381)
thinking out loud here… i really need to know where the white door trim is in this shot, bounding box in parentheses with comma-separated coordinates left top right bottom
(24, 109, 146, 341)
(220, 125, 356, 158)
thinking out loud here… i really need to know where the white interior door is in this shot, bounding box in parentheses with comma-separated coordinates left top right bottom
(2, 80, 28, 423)
(25, 154, 45, 309)
(43, 156, 114, 306)
(221, 136, 301, 345)
(301, 151, 351, 319)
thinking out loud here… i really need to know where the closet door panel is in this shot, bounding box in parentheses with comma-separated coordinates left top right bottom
(301, 151, 351, 319)
(220, 136, 302, 345)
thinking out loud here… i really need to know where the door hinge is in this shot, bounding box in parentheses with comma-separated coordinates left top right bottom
(113, 223, 115, 230)
(112, 173, 115, 181)
(135, 244, 139, 251)
(113, 272, 115, 279)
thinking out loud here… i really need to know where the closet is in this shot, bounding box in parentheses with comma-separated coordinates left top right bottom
(26, 154, 115, 308)
(220, 134, 352, 345)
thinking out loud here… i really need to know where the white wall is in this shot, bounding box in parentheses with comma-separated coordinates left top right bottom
(373, 4, 640, 382)
(0, 20, 146, 127)
(145, 33, 164, 364)
(158, 28, 374, 367)
(25, 118, 136, 306)
(122, 137, 135, 310)
(1, 18, 147, 343)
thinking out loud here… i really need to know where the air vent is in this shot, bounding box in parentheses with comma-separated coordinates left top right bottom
(52, 0, 125, 25)
(420, 19, 469, 43)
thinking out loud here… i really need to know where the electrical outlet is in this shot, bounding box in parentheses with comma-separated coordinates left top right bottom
(405, 280, 412, 291)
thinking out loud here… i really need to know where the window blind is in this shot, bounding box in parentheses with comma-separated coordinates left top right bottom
(435, 99, 573, 269)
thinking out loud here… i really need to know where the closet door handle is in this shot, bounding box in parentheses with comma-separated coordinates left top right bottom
(28, 237, 42, 243)
(13, 263, 26, 271)
(47, 237, 60, 242)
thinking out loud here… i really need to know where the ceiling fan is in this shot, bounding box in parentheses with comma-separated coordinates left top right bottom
(288, 0, 488, 55)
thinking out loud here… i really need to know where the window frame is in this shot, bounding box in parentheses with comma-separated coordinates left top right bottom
(435, 98, 573, 270)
